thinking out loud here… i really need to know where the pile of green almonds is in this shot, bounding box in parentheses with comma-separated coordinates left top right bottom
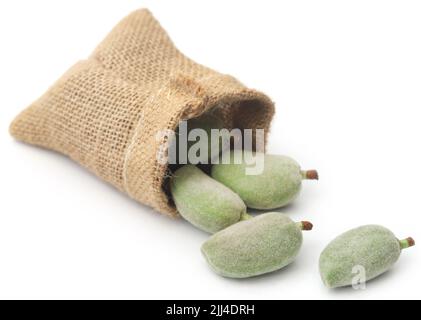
(169, 113, 415, 287)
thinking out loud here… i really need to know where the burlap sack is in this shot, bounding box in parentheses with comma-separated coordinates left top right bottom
(9, 9, 275, 217)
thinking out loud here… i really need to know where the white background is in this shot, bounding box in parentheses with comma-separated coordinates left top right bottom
(0, 0, 420, 300)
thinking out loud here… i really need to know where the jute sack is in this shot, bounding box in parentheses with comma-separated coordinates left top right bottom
(9, 9, 275, 217)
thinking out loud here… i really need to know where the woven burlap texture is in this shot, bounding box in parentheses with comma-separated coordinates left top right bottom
(9, 9, 275, 217)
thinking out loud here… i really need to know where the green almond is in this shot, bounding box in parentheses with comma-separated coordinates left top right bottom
(319, 225, 415, 288)
(170, 165, 247, 234)
(201, 212, 313, 278)
(211, 150, 318, 209)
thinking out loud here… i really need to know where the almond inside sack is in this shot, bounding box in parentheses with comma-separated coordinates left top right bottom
(9, 9, 275, 217)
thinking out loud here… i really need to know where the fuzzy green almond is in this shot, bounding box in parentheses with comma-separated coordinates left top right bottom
(211, 150, 318, 210)
(170, 165, 248, 234)
(201, 212, 313, 278)
(319, 225, 415, 288)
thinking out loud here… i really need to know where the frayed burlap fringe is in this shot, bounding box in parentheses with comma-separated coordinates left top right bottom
(9, 9, 275, 217)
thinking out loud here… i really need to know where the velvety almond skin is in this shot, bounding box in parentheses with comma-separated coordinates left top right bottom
(211, 150, 306, 209)
(319, 225, 409, 288)
(170, 165, 247, 234)
(201, 212, 305, 278)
